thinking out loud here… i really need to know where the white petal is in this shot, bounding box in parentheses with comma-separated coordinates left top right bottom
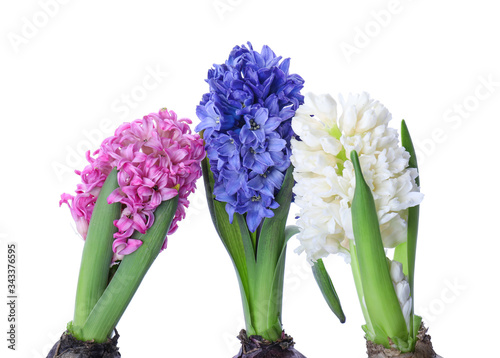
(395, 281, 411, 304)
(390, 260, 405, 283)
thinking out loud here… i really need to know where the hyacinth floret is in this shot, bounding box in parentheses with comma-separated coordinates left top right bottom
(60, 108, 205, 262)
(196, 42, 304, 232)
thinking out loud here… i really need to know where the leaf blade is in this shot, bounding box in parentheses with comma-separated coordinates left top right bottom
(351, 151, 408, 344)
(201, 156, 255, 334)
(72, 168, 121, 329)
(251, 166, 295, 340)
(266, 225, 301, 332)
(311, 259, 346, 323)
(401, 119, 421, 339)
(78, 195, 179, 342)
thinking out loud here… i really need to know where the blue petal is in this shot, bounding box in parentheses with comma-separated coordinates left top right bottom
(255, 152, 274, 167)
(250, 159, 268, 174)
(225, 203, 236, 223)
(264, 94, 279, 116)
(252, 107, 266, 123)
(245, 210, 260, 232)
(279, 58, 290, 74)
(242, 151, 255, 169)
(247, 175, 263, 191)
(267, 169, 284, 188)
(267, 137, 286, 152)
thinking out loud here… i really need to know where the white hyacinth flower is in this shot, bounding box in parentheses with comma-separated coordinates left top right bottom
(390, 259, 412, 332)
(291, 92, 423, 264)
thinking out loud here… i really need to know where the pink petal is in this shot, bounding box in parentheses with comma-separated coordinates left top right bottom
(112, 238, 127, 253)
(160, 188, 178, 201)
(107, 188, 125, 204)
(75, 217, 89, 239)
(161, 237, 168, 251)
(137, 186, 154, 197)
(132, 213, 148, 233)
(59, 193, 73, 207)
(118, 239, 143, 255)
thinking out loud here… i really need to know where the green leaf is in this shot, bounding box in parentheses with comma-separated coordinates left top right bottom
(311, 259, 345, 323)
(201, 156, 255, 334)
(72, 168, 121, 329)
(350, 151, 408, 345)
(235, 214, 257, 269)
(266, 225, 301, 333)
(413, 314, 422, 336)
(401, 120, 419, 186)
(251, 166, 294, 340)
(257, 166, 295, 266)
(201, 155, 220, 236)
(77, 195, 179, 342)
(284, 225, 300, 242)
(400, 119, 421, 339)
(256, 166, 295, 270)
(350, 240, 374, 336)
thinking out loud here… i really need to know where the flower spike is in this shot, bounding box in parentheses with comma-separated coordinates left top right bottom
(196, 42, 304, 233)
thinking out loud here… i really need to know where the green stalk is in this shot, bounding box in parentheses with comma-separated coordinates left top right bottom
(75, 195, 179, 342)
(72, 168, 121, 329)
(351, 151, 408, 347)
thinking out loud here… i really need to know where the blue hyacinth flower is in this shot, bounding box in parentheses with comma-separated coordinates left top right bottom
(196, 42, 304, 232)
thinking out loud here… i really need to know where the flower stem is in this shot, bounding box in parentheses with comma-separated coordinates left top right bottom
(75, 195, 178, 342)
(72, 168, 121, 329)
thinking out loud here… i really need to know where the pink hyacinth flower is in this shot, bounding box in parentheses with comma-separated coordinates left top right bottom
(60, 108, 205, 262)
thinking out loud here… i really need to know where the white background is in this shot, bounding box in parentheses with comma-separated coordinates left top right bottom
(1, 0, 499, 357)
